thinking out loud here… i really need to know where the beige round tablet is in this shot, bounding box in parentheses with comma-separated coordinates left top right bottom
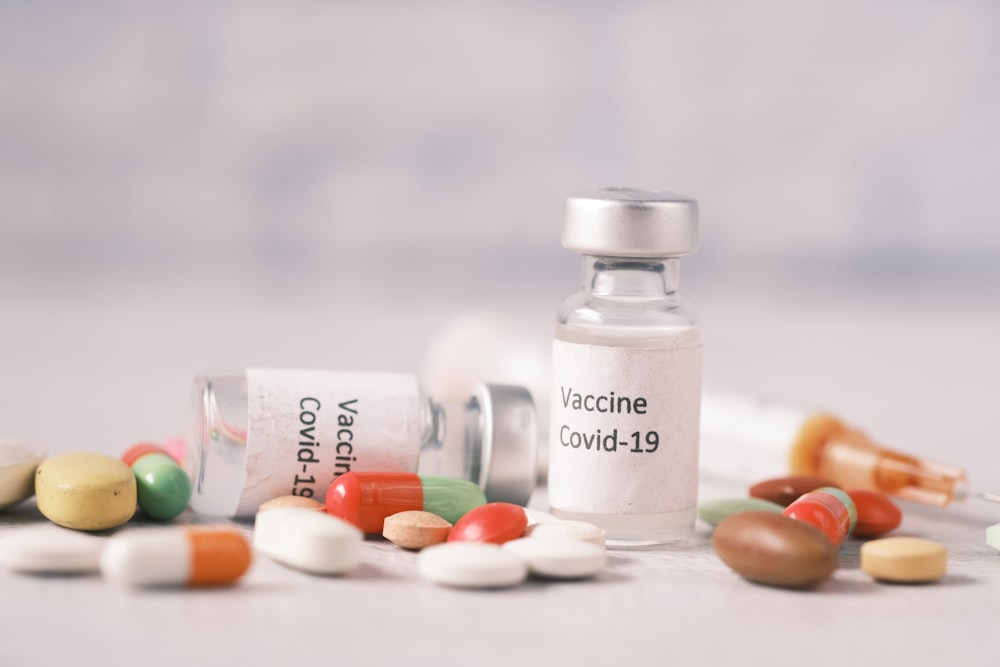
(861, 536, 947, 583)
(35, 452, 137, 531)
(383, 510, 452, 549)
(258, 495, 326, 513)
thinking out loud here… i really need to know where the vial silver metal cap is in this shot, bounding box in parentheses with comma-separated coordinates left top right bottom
(563, 187, 699, 257)
(473, 383, 538, 506)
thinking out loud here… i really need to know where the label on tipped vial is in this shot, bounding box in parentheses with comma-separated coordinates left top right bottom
(548, 341, 702, 515)
(239, 369, 423, 515)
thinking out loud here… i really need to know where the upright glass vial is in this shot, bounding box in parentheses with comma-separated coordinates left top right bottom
(189, 369, 537, 517)
(549, 188, 702, 546)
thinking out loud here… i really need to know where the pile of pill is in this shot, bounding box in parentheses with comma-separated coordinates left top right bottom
(0, 442, 607, 590)
(0, 438, 984, 593)
(0, 440, 252, 586)
(700, 474, 950, 589)
(320, 472, 607, 588)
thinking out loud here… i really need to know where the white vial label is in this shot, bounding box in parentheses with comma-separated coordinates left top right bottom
(238, 369, 423, 515)
(548, 341, 702, 516)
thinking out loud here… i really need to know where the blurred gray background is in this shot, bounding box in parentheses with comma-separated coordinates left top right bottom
(1, 1, 997, 482)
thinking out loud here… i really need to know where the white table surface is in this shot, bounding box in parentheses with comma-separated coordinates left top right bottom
(1, 273, 998, 666)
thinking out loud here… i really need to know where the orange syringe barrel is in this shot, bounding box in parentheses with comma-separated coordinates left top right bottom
(789, 415, 967, 506)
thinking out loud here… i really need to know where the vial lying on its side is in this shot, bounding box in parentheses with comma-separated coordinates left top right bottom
(548, 188, 702, 547)
(188, 369, 537, 518)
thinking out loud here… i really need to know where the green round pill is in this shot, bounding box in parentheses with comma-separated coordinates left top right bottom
(131, 452, 192, 520)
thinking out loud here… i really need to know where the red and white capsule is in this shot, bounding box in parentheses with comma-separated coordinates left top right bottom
(100, 527, 252, 587)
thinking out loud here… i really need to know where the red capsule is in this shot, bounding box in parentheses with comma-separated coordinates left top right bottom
(325, 472, 424, 534)
(783, 489, 853, 546)
(325, 472, 487, 534)
(447, 502, 528, 545)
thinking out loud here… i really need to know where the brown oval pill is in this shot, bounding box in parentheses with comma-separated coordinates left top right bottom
(749, 475, 839, 507)
(712, 511, 838, 589)
(383, 510, 452, 550)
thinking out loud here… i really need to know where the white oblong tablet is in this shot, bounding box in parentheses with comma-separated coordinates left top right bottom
(0, 525, 104, 574)
(0, 439, 45, 510)
(253, 507, 363, 575)
(503, 537, 606, 579)
(525, 519, 605, 546)
(418, 542, 527, 589)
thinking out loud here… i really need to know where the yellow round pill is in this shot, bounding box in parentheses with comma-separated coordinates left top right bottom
(35, 452, 137, 531)
(860, 536, 947, 583)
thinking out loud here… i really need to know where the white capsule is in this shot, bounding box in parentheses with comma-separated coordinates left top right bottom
(418, 542, 528, 589)
(503, 537, 606, 579)
(0, 524, 104, 574)
(524, 519, 606, 546)
(253, 507, 363, 575)
(101, 527, 251, 587)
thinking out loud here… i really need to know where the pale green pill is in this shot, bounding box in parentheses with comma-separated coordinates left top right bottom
(698, 497, 784, 527)
(986, 523, 1000, 551)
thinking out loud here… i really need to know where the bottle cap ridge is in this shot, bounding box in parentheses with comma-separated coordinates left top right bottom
(563, 187, 699, 257)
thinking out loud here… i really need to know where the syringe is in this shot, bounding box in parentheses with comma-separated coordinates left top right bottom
(700, 392, 968, 506)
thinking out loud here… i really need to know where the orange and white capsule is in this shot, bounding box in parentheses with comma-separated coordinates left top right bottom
(100, 527, 251, 587)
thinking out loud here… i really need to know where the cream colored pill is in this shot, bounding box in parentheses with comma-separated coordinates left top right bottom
(383, 510, 452, 550)
(525, 519, 605, 546)
(254, 507, 363, 575)
(0, 525, 104, 574)
(418, 542, 528, 588)
(861, 536, 947, 583)
(35, 452, 137, 530)
(503, 537, 605, 579)
(0, 439, 45, 510)
(258, 495, 326, 513)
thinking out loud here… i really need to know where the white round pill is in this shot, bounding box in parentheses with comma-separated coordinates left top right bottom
(254, 507, 363, 575)
(503, 537, 606, 579)
(0, 525, 104, 574)
(525, 519, 605, 546)
(523, 508, 561, 526)
(418, 542, 528, 589)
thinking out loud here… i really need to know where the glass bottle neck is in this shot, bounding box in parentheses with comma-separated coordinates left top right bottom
(581, 256, 680, 298)
(418, 396, 482, 481)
